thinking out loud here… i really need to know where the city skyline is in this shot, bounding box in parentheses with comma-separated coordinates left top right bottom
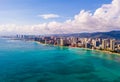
(0, 0, 120, 35)
(15, 35, 120, 54)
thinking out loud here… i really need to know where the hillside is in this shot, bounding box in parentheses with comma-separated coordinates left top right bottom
(54, 31, 120, 39)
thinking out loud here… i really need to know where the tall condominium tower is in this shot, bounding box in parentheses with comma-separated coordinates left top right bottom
(110, 39, 115, 51)
(102, 39, 107, 49)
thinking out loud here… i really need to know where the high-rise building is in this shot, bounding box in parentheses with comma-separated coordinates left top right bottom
(60, 38, 67, 46)
(56, 39, 60, 45)
(85, 42, 92, 48)
(92, 40, 100, 48)
(110, 39, 115, 51)
(60, 38, 64, 46)
(102, 39, 107, 49)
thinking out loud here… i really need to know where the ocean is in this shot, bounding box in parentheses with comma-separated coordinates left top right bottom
(0, 38, 120, 82)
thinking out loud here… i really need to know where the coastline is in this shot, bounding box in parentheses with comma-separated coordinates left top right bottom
(94, 49, 120, 56)
(34, 41, 120, 56)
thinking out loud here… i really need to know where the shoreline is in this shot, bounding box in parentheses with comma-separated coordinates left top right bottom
(34, 41, 120, 56)
(94, 49, 120, 56)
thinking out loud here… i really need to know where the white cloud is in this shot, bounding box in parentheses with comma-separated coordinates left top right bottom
(38, 14, 60, 19)
(0, 0, 120, 35)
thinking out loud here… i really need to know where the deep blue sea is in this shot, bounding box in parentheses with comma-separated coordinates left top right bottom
(0, 38, 120, 82)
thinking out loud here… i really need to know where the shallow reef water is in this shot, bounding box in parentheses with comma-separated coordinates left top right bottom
(0, 38, 120, 82)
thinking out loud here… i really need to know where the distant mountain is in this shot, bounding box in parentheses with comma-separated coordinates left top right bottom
(54, 31, 120, 39)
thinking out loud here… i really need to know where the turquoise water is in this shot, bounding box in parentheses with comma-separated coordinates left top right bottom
(0, 38, 120, 82)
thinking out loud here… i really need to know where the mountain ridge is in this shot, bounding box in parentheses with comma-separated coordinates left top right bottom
(53, 30, 120, 39)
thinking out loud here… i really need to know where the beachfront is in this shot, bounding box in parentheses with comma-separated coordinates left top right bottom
(15, 35, 120, 55)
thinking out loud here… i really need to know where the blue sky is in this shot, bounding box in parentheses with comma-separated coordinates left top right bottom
(0, 0, 111, 25)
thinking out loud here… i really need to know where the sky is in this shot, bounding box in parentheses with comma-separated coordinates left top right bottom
(0, 0, 120, 35)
